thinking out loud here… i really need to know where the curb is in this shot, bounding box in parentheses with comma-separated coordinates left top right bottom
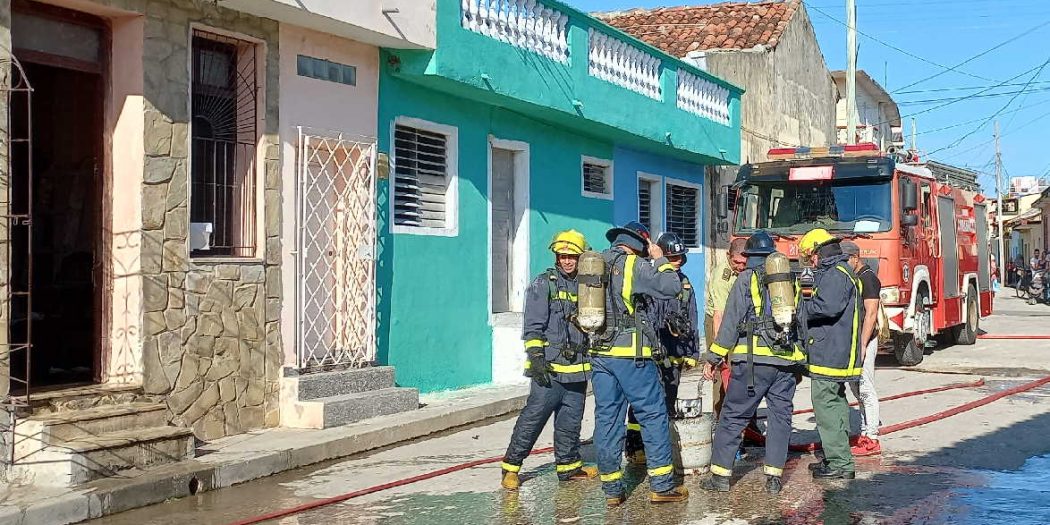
(0, 386, 530, 525)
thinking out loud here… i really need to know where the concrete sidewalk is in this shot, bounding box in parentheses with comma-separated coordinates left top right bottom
(0, 383, 531, 525)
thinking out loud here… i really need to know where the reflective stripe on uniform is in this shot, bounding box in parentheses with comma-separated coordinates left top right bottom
(549, 362, 591, 374)
(720, 343, 806, 362)
(764, 465, 783, 476)
(648, 464, 674, 477)
(710, 464, 732, 477)
(657, 263, 676, 273)
(808, 363, 863, 377)
(554, 290, 578, 302)
(600, 470, 623, 482)
(669, 357, 698, 367)
(622, 255, 637, 315)
(501, 462, 521, 473)
(710, 343, 731, 357)
(626, 422, 641, 432)
(524, 339, 546, 349)
(556, 460, 583, 473)
(589, 332, 653, 358)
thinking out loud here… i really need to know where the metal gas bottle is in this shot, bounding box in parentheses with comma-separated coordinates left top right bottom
(764, 251, 797, 329)
(672, 378, 713, 475)
(576, 251, 606, 333)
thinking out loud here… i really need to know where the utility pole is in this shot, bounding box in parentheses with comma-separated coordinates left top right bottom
(846, 0, 858, 144)
(911, 117, 917, 153)
(995, 120, 1006, 283)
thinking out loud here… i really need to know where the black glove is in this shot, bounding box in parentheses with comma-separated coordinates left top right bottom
(525, 349, 551, 387)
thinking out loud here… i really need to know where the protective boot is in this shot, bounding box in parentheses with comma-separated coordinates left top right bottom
(700, 474, 731, 492)
(564, 465, 599, 481)
(650, 485, 689, 503)
(811, 464, 856, 480)
(765, 475, 783, 495)
(501, 471, 521, 490)
(606, 493, 627, 507)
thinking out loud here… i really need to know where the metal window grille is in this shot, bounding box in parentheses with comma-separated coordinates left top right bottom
(638, 179, 653, 232)
(296, 129, 377, 370)
(666, 182, 700, 248)
(583, 162, 609, 195)
(392, 124, 450, 228)
(190, 29, 258, 257)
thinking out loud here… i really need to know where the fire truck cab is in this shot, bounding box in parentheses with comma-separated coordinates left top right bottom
(728, 143, 993, 365)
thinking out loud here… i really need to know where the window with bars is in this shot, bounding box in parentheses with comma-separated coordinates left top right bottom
(392, 122, 456, 233)
(666, 181, 701, 248)
(639, 179, 652, 232)
(582, 158, 612, 199)
(190, 30, 258, 257)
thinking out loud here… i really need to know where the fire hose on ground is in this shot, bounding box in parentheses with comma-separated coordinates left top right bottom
(226, 373, 1050, 525)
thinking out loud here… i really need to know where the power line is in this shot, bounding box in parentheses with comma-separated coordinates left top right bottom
(891, 19, 1050, 92)
(929, 88, 1050, 158)
(896, 80, 1050, 95)
(898, 86, 1050, 105)
(802, 2, 997, 83)
(912, 96, 1050, 137)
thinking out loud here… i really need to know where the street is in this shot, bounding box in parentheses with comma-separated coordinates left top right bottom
(94, 293, 1050, 525)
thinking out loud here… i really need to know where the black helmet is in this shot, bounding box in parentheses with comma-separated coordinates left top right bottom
(656, 232, 688, 257)
(743, 231, 776, 256)
(605, 220, 651, 244)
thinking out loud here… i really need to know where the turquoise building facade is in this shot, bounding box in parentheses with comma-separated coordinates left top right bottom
(377, 0, 742, 391)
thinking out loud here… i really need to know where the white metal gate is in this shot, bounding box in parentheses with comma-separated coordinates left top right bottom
(296, 128, 377, 370)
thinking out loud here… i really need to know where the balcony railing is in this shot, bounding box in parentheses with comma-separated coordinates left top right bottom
(588, 28, 661, 100)
(458, 0, 734, 124)
(676, 68, 731, 125)
(461, 0, 570, 64)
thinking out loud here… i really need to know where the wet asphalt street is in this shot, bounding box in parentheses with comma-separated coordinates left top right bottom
(95, 293, 1050, 525)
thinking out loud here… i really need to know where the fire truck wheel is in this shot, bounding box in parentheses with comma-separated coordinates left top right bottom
(952, 286, 979, 346)
(893, 334, 924, 366)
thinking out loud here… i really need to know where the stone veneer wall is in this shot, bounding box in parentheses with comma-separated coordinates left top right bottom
(103, 0, 281, 440)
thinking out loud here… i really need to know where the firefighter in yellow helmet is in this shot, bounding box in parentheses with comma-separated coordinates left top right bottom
(796, 228, 864, 480)
(500, 230, 598, 489)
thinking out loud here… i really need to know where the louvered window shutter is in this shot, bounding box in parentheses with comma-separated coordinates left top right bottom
(583, 162, 609, 195)
(638, 179, 652, 233)
(393, 125, 449, 228)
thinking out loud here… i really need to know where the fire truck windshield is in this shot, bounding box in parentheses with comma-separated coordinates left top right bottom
(735, 178, 893, 235)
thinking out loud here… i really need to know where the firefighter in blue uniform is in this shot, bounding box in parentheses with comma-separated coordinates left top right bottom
(591, 222, 689, 506)
(500, 230, 598, 489)
(624, 232, 699, 464)
(700, 231, 807, 495)
(797, 228, 864, 480)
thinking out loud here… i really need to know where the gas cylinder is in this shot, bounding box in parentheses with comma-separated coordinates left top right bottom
(576, 251, 605, 333)
(764, 251, 796, 329)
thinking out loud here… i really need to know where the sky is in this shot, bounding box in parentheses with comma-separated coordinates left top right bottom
(566, 0, 1050, 194)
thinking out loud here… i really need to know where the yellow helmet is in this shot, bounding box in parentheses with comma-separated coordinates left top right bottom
(798, 228, 837, 256)
(550, 230, 587, 255)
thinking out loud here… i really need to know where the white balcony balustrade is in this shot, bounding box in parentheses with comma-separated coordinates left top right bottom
(461, 0, 569, 63)
(676, 69, 731, 125)
(587, 29, 661, 100)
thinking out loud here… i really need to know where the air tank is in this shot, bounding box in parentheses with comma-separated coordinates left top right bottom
(764, 251, 796, 329)
(576, 251, 606, 333)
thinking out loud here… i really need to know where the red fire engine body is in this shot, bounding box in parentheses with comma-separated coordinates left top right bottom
(729, 144, 994, 365)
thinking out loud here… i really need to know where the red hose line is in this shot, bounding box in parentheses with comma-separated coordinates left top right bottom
(977, 334, 1050, 340)
(786, 374, 1050, 453)
(228, 375, 1050, 525)
(754, 378, 986, 419)
(226, 446, 556, 525)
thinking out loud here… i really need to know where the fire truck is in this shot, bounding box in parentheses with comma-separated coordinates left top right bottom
(726, 143, 994, 365)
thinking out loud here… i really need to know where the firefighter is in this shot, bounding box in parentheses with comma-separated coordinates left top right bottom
(796, 228, 863, 480)
(500, 230, 598, 489)
(700, 231, 807, 495)
(591, 222, 689, 506)
(624, 232, 699, 464)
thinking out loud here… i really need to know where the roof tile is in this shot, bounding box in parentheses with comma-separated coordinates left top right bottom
(595, 1, 800, 55)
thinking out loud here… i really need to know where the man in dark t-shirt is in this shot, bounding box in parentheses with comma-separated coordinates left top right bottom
(841, 241, 882, 456)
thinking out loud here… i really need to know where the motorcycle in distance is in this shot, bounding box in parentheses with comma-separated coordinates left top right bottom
(1029, 269, 1048, 305)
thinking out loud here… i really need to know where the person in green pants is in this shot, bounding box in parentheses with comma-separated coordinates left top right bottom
(796, 228, 863, 479)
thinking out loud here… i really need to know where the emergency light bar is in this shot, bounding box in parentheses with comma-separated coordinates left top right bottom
(767, 143, 880, 161)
